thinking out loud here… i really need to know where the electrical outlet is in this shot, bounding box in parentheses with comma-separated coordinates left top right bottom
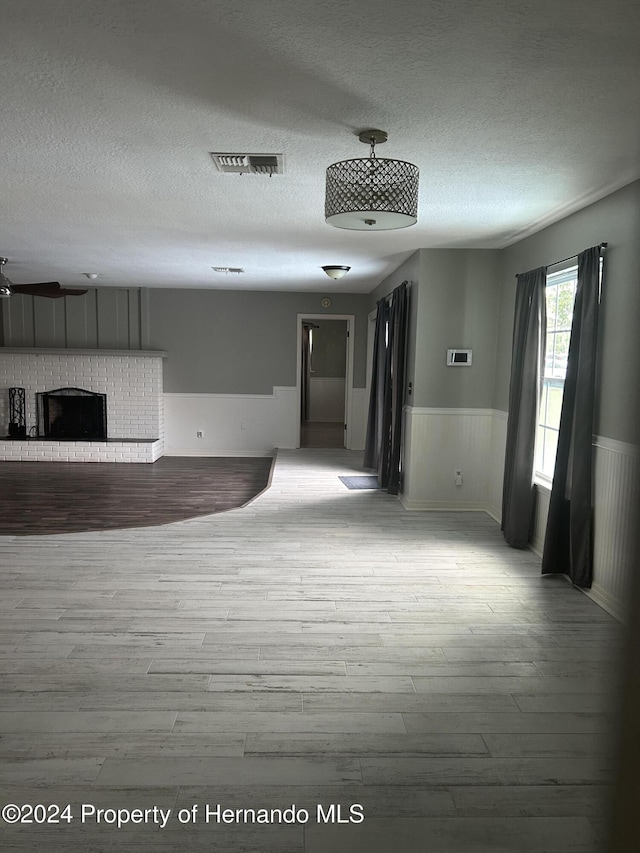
(454, 469, 463, 486)
(196, 430, 203, 438)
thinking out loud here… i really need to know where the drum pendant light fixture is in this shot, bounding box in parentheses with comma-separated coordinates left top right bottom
(325, 130, 419, 231)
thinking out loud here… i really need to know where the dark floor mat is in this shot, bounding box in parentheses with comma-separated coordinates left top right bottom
(338, 475, 381, 490)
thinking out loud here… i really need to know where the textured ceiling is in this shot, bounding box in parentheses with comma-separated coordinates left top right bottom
(1, 0, 639, 293)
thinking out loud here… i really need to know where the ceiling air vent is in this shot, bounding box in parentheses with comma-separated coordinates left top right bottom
(210, 152, 284, 176)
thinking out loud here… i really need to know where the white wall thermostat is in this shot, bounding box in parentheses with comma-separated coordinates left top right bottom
(447, 349, 472, 366)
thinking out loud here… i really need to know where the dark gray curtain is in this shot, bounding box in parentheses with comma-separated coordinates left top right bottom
(363, 281, 409, 494)
(363, 298, 389, 473)
(301, 324, 310, 422)
(502, 267, 547, 548)
(542, 246, 602, 587)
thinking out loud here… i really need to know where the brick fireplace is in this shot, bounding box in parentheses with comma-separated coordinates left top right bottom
(0, 349, 165, 462)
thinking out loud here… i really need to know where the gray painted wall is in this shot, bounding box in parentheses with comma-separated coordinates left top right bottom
(414, 249, 501, 409)
(149, 289, 369, 394)
(495, 180, 640, 444)
(368, 252, 421, 308)
(366, 249, 501, 410)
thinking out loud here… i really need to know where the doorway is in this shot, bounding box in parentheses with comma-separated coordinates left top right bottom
(296, 314, 354, 448)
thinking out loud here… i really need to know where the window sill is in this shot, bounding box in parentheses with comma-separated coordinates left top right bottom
(534, 476, 552, 495)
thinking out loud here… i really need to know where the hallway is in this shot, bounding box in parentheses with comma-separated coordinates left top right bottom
(0, 449, 620, 852)
(299, 421, 344, 448)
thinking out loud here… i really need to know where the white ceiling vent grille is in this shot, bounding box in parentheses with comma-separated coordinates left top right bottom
(210, 152, 284, 176)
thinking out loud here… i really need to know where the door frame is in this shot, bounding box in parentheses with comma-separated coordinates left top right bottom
(365, 308, 377, 408)
(295, 314, 355, 449)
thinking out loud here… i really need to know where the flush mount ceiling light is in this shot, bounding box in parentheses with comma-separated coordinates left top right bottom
(325, 129, 419, 231)
(322, 265, 351, 280)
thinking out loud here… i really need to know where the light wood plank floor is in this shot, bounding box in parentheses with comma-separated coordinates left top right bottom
(0, 449, 622, 852)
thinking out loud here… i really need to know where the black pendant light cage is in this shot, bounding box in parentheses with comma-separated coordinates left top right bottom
(324, 130, 419, 230)
(8, 387, 26, 438)
(325, 156, 419, 220)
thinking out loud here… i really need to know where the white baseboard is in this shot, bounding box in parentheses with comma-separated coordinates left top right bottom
(399, 497, 490, 512)
(583, 583, 627, 623)
(485, 503, 502, 524)
(528, 540, 543, 559)
(163, 449, 274, 458)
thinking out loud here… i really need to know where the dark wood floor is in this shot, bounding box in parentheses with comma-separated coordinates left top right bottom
(0, 456, 274, 536)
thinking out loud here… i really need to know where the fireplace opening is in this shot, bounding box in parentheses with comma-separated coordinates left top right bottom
(37, 387, 107, 440)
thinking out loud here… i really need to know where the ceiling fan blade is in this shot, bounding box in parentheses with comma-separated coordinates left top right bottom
(10, 282, 88, 298)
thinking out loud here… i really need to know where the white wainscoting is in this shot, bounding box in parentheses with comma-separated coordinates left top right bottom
(530, 485, 551, 557)
(164, 387, 297, 456)
(308, 377, 346, 422)
(401, 407, 496, 511)
(487, 409, 508, 523)
(400, 408, 639, 622)
(529, 437, 639, 622)
(349, 387, 368, 452)
(591, 437, 639, 620)
(165, 386, 368, 455)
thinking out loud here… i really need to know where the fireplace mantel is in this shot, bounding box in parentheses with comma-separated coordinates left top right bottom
(1, 347, 167, 357)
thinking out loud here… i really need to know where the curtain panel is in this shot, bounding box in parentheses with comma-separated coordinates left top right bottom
(502, 267, 547, 548)
(542, 245, 603, 587)
(301, 324, 310, 422)
(363, 298, 389, 474)
(363, 281, 409, 495)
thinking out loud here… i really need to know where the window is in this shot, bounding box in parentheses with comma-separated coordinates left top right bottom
(534, 264, 578, 482)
